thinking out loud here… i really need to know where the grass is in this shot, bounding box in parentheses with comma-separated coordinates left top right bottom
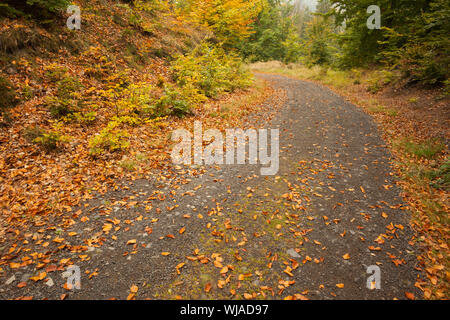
(249, 61, 354, 89)
(367, 104, 398, 117)
(423, 160, 450, 191)
(119, 158, 137, 171)
(397, 138, 445, 159)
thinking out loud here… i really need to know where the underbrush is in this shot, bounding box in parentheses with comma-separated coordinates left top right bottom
(172, 42, 252, 98)
(249, 62, 352, 88)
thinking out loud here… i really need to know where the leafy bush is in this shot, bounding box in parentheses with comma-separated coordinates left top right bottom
(171, 42, 251, 98)
(45, 76, 83, 118)
(68, 111, 97, 125)
(154, 84, 192, 118)
(89, 121, 130, 155)
(24, 124, 69, 151)
(366, 70, 395, 94)
(44, 64, 68, 82)
(33, 131, 68, 151)
(112, 81, 195, 120)
(56, 76, 82, 99)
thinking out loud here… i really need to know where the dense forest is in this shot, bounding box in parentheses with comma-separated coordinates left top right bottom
(2, 0, 449, 87)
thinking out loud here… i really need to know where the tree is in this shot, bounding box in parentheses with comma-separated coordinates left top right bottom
(178, 0, 265, 49)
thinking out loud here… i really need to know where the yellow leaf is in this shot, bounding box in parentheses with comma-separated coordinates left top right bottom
(30, 272, 47, 282)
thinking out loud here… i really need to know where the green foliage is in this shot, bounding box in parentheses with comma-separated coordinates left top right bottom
(44, 64, 68, 82)
(0, 4, 24, 18)
(302, 15, 336, 66)
(68, 111, 97, 125)
(155, 84, 192, 118)
(56, 76, 83, 99)
(324, 0, 449, 86)
(171, 42, 251, 98)
(112, 81, 194, 120)
(33, 131, 67, 151)
(45, 76, 83, 118)
(281, 31, 302, 64)
(1, 0, 71, 20)
(25, 0, 70, 12)
(21, 85, 33, 101)
(238, 0, 310, 63)
(375, 0, 450, 86)
(365, 70, 395, 93)
(399, 139, 445, 159)
(89, 121, 130, 155)
(24, 123, 69, 152)
(426, 160, 450, 191)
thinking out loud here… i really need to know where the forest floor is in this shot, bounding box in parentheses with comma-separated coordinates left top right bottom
(0, 74, 423, 300)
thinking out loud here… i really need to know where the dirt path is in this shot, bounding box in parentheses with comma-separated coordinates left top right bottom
(0, 74, 421, 300)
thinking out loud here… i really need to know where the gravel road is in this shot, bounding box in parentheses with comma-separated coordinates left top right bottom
(0, 74, 421, 300)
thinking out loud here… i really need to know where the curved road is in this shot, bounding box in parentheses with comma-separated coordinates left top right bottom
(1, 74, 421, 300)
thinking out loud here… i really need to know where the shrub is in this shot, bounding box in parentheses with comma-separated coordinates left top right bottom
(33, 131, 67, 151)
(89, 121, 130, 155)
(21, 85, 33, 101)
(69, 111, 97, 124)
(45, 76, 83, 118)
(171, 42, 252, 98)
(153, 84, 193, 118)
(45, 96, 73, 118)
(366, 70, 396, 94)
(56, 76, 82, 99)
(44, 64, 68, 82)
(113, 82, 194, 120)
(24, 124, 69, 151)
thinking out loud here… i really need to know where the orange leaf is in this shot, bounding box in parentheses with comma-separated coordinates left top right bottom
(130, 285, 138, 293)
(405, 292, 415, 300)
